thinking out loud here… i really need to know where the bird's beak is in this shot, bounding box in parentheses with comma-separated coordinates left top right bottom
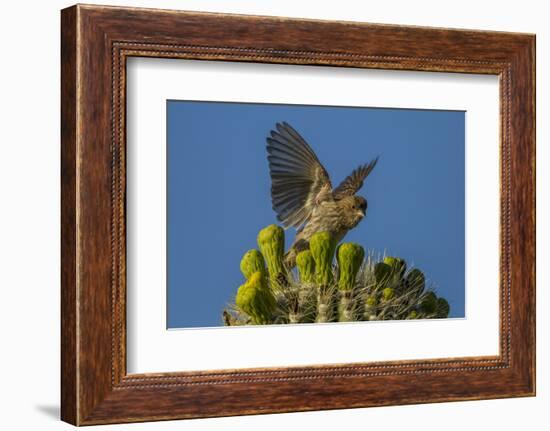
(356, 210, 365, 218)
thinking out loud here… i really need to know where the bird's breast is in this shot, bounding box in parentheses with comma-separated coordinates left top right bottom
(301, 204, 346, 238)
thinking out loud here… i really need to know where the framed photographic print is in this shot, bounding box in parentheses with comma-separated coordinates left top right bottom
(61, 4, 536, 425)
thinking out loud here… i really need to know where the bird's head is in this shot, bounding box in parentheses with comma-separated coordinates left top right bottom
(353, 196, 368, 218)
(341, 195, 368, 228)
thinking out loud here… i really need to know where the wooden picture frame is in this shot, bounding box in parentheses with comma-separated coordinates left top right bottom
(61, 4, 535, 425)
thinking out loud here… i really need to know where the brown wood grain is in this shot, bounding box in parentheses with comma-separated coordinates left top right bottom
(60, 5, 78, 425)
(61, 4, 536, 425)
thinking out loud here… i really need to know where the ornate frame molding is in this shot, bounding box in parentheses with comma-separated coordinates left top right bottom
(61, 5, 535, 425)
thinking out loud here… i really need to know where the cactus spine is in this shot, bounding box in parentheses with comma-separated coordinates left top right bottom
(374, 262, 392, 286)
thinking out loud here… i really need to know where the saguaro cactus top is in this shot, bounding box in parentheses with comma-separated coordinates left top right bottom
(225, 224, 452, 326)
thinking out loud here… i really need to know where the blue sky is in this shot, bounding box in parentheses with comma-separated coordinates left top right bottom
(167, 100, 465, 328)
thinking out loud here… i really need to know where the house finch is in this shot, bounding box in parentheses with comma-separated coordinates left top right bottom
(266, 122, 378, 268)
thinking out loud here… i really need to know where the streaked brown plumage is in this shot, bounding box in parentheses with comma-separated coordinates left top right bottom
(266, 122, 379, 267)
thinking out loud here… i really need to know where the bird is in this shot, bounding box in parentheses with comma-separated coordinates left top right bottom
(266, 121, 379, 268)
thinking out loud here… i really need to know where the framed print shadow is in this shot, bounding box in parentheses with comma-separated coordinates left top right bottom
(61, 4, 536, 425)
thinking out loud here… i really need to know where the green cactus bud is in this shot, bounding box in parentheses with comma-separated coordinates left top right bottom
(406, 268, 425, 295)
(382, 287, 395, 301)
(374, 262, 392, 285)
(420, 292, 437, 314)
(296, 250, 315, 283)
(383, 256, 407, 278)
(435, 297, 450, 318)
(309, 231, 336, 286)
(257, 224, 285, 284)
(337, 243, 365, 291)
(407, 310, 419, 319)
(235, 272, 276, 324)
(365, 295, 379, 308)
(364, 295, 379, 321)
(240, 249, 266, 280)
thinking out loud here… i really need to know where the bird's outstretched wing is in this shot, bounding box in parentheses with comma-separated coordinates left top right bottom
(266, 122, 333, 229)
(333, 157, 379, 200)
